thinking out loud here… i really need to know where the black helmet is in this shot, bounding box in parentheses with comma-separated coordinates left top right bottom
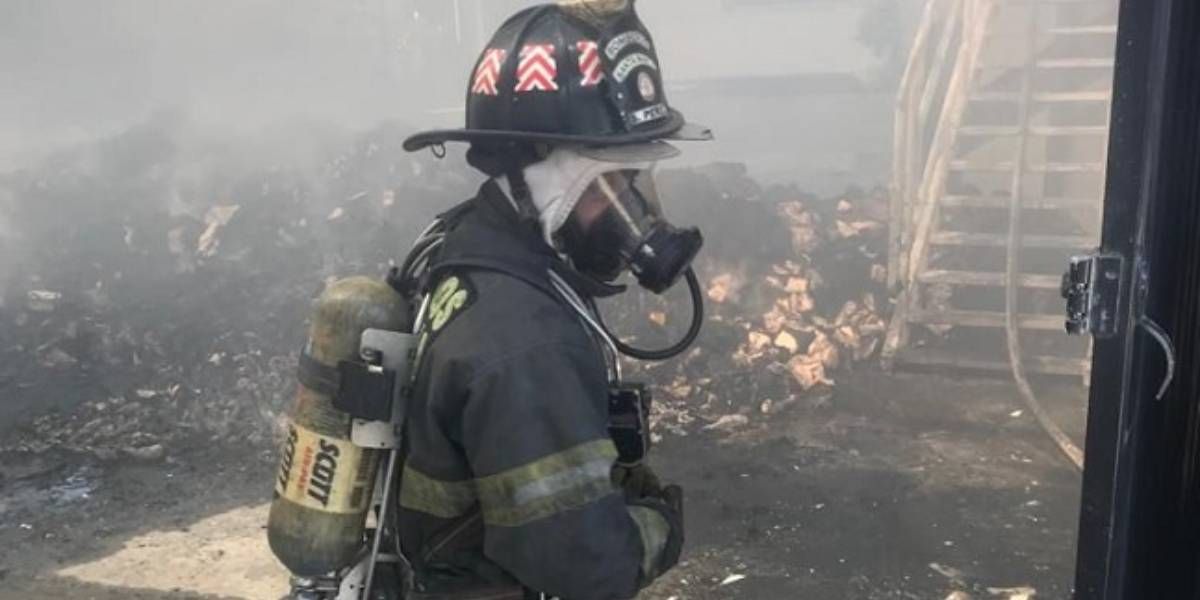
(402, 0, 711, 154)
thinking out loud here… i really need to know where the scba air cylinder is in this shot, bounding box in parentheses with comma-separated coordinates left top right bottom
(268, 277, 410, 577)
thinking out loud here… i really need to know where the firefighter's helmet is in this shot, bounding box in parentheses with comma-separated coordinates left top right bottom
(402, 0, 711, 154)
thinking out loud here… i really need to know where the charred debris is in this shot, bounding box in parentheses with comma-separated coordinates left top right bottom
(0, 121, 892, 462)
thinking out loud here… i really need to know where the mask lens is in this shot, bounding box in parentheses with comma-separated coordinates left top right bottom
(564, 168, 702, 291)
(627, 169, 665, 218)
(593, 170, 660, 230)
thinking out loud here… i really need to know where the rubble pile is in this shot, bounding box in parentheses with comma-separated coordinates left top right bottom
(0, 121, 469, 458)
(0, 123, 890, 460)
(625, 164, 892, 438)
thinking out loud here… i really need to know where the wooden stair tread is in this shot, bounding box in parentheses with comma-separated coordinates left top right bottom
(1047, 25, 1118, 35)
(930, 231, 1094, 248)
(958, 125, 1109, 136)
(1032, 162, 1106, 173)
(918, 270, 1063, 289)
(1030, 125, 1109, 136)
(897, 348, 1089, 376)
(958, 126, 1020, 136)
(1036, 58, 1115, 69)
(948, 160, 1015, 172)
(971, 91, 1112, 102)
(978, 58, 1115, 71)
(948, 160, 1105, 173)
(910, 309, 1065, 331)
(941, 195, 1101, 210)
(1034, 91, 1113, 102)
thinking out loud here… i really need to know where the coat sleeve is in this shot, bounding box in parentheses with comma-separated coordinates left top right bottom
(459, 340, 648, 600)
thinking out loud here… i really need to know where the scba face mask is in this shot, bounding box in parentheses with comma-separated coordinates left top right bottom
(562, 169, 703, 294)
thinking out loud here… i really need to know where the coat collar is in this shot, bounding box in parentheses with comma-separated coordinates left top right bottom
(434, 180, 626, 300)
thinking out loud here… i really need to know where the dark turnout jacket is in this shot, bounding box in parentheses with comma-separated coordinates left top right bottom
(397, 181, 669, 600)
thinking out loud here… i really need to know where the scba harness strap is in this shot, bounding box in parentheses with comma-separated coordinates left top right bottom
(296, 350, 397, 424)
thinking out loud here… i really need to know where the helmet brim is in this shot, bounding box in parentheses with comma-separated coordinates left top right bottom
(574, 140, 679, 163)
(402, 109, 713, 153)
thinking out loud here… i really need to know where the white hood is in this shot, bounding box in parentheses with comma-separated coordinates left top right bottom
(517, 146, 655, 248)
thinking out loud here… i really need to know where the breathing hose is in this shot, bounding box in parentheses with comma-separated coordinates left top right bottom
(599, 268, 705, 361)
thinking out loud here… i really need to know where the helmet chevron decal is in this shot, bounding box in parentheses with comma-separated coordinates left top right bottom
(577, 41, 604, 86)
(472, 49, 507, 96)
(516, 44, 559, 93)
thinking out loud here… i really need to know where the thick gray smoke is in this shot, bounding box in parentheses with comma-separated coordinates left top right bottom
(0, 0, 920, 183)
(0, 0, 922, 310)
(0, 1, 471, 170)
(0, 188, 12, 305)
(0, 0, 923, 340)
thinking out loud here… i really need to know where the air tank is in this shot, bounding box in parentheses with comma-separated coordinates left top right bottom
(268, 277, 410, 577)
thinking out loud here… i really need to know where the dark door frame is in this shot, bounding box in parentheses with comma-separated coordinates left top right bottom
(1074, 0, 1200, 597)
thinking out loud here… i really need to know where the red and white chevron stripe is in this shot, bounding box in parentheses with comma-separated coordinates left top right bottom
(471, 49, 507, 96)
(577, 40, 604, 87)
(515, 44, 559, 93)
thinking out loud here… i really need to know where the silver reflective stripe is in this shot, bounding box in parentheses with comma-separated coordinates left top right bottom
(512, 458, 614, 506)
(476, 439, 619, 527)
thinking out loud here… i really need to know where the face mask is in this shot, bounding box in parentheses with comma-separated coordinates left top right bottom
(561, 170, 703, 294)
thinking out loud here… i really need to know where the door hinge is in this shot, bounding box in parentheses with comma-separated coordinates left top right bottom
(1061, 252, 1124, 338)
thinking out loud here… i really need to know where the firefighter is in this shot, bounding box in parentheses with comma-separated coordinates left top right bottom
(396, 1, 711, 598)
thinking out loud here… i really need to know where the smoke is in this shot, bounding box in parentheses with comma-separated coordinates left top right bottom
(0, 5, 1101, 596)
(0, 187, 13, 306)
(0, 0, 480, 171)
(0, 1, 925, 185)
(0, 111, 473, 442)
(0, 0, 934, 313)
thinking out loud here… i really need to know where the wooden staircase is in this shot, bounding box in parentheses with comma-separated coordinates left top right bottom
(884, 0, 1118, 376)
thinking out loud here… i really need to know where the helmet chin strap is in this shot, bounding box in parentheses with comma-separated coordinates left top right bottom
(467, 142, 546, 231)
(504, 167, 542, 226)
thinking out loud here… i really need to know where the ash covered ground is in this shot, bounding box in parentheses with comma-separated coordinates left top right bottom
(0, 120, 1084, 600)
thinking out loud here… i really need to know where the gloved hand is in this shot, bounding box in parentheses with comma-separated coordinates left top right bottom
(626, 484, 685, 585)
(611, 463, 662, 500)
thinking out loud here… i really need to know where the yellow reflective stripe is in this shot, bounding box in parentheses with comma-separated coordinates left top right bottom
(400, 465, 477, 519)
(627, 505, 670, 579)
(476, 439, 619, 527)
